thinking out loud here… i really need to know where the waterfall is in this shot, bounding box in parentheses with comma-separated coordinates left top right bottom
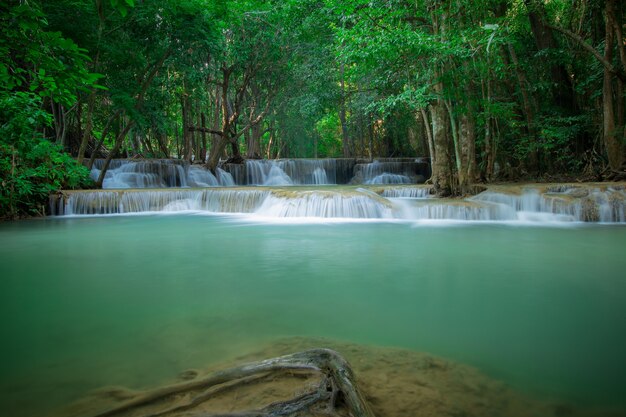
(91, 159, 189, 188)
(241, 159, 338, 185)
(470, 186, 626, 223)
(221, 158, 429, 185)
(254, 191, 393, 218)
(354, 159, 429, 184)
(90, 159, 237, 188)
(381, 186, 432, 198)
(312, 167, 328, 185)
(365, 173, 412, 185)
(54, 189, 271, 215)
(391, 199, 517, 221)
(188, 165, 219, 187)
(263, 165, 294, 186)
(89, 158, 431, 187)
(52, 188, 392, 218)
(52, 183, 625, 222)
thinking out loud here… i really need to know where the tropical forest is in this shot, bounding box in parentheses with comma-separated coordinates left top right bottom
(0, 0, 625, 416)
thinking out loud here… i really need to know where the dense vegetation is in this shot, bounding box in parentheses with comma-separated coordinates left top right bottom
(1, 0, 625, 218)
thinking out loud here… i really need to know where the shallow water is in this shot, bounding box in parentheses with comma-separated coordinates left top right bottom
(1, 215, 625, 416)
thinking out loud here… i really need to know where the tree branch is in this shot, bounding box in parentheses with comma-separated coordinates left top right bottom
(188, 126, 223, 136)
(88, 349, 375, 417)
(546, 23, 626, 82)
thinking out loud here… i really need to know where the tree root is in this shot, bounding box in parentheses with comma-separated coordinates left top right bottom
(88, 348, 376, 417)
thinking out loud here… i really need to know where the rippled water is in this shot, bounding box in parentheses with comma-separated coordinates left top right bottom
(1, 215, 625, 416)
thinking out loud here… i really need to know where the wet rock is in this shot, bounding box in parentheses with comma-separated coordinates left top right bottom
(581, 197, 600, 222)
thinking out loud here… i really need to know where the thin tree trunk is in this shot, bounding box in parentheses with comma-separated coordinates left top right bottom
(181, 92, 193, 162)
(430, 101, 453, 195)
(444, 99, 462, 182)
(96, 120, 135, 187)
(508, 42, 538, 172)
(459, 112, 476, 186)
(524, 0, 575, 111)
(610, 0, 626, 165)
(420, 108, 435, 165)
(339, 62, 351, 157)
(201, 112, 207, 162)
(206, 66, 233, 172)
(603, 0, 622, 170)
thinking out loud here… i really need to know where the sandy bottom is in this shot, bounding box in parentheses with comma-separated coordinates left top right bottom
(53, 337, 625, 417)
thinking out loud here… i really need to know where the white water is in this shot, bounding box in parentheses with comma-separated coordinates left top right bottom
(365, 173, 412, 184)
(381, 187, 431, 198)
(244, 159, 336, 185)
(356, 160, 425, 184)
(52, 185, 626, 223)
(255, 192, 393, 218)
(91, 160, 236, 188)
(90, 158, 429, 188)
(52, 189, 392, 219)
(470, 186, 626, 223)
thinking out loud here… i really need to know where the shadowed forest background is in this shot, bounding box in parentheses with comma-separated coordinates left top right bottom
(1, 0, 625, 218)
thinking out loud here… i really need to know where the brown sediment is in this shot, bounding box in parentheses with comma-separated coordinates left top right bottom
(52, 337, 626, 417)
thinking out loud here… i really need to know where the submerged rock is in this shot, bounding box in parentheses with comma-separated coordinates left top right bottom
(54, 337, 626, 417)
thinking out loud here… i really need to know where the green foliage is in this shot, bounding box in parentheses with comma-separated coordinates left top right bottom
(315, 112, 343, 157)
(0, 0, 613, 205)
(0, 1, 94, 219)
(110, 0, 135, 17)
(0, 2, 100, 106)
(0, 92, 92, 218)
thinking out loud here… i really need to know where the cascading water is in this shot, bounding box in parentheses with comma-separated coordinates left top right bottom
(91, 159, 190, 188)
(67, 159, 626, 222)
(354, 159, 429, 184)
(469, 185, 626, 223)
(241, 159, 338, 185)
(51, 184, 626, 222)
(365, 173, 412, 185)
(89, 158, 431, 187)
(187, 165, 219, 187)
(255, 190, 393, 218)
(90, 159, 236, 188)
(380, 187, 432, 198)
(53, 189, 272, 215)
(51, 188, 393, 218)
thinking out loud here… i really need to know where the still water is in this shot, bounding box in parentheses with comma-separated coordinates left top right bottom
(1, 214, 625, 416)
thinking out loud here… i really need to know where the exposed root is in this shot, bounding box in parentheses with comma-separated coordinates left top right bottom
(88, 349, 375, 417)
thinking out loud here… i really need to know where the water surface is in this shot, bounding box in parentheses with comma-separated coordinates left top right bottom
(1, 215, 625, 416)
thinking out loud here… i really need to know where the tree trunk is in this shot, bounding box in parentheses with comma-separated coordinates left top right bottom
(603, 0, 623, 170)
(96, 120, 135, 187)
(77, 1, 104, 164)
(200, 112, 208, 162)
(507, 42, 538, 172)
(181, 92, 193, 162)
(206, 66, 233, 172)
(524, 0, 575, 112)
(420, 108, 435, 166)
(459, 112, 476, 186)
(78, 93, 96, 165)
(444, 100, 463, 185)
(339, 62, 352, 157)
(430, 99, 454, 195)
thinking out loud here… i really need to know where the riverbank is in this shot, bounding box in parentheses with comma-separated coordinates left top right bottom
(53, 337, 626, 417)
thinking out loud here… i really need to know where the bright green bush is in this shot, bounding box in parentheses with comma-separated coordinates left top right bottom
(0, 92, 92, 219)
